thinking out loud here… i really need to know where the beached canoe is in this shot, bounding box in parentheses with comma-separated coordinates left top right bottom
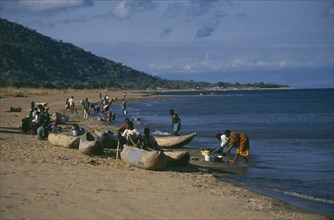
(94, 129, 118, 148)
(79, 132, 103, 155)
(121, 145, 167, 170)
(154, 133, 197, 149)
(48, 133, 80, 149)
(164, 150, 190, 167)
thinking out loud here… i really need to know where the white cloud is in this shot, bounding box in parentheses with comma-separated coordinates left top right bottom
(139, 52, 328, 75)
(19, 0, 89, 12)
(112, 1, 130, 20)
(151, 56, 324, 75)
(231, 59, 244, 68)
(183, 64, 192, 71)
(111, 0, 158, 20)
(148, 63, 171, 71)
(224, 59, 318, 71)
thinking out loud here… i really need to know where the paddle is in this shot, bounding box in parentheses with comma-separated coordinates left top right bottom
(115, 141, 120, 166)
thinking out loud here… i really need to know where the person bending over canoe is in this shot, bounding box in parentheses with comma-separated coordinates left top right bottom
(122, 121, 141, 147)
(169, 109, 181, 136)
(223, 130, 250, 163)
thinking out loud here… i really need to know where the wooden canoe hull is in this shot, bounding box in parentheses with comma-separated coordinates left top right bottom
(79, 132, 103, 155)
(154, 133, 197, 149)
(121, 145, 167, 170)
(48, 133, 80, 149)
(164, 151, 190, 167)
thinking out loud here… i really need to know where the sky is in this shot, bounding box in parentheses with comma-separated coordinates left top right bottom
(1, 0, 333, 88)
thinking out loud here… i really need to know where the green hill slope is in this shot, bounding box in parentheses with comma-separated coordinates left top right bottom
(0, 18, 174, 89)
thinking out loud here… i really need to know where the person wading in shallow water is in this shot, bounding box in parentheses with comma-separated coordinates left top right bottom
(223, 130, 250, 163)
(169, 109, 181, 136)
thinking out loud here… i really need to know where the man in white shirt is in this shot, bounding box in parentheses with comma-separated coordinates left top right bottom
(214, 132, 229, 155)
(122, 121, 141, 147)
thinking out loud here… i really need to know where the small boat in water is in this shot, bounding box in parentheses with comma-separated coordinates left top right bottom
(79, 132, 103, 155)
(48, 132, 80, 149)
(121, 145, 167, 170)
(154, 133, 197, 149)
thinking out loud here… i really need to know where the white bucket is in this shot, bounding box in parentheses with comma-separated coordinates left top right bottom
(72, 130, 79, 136)
(204, 154, 211, 161)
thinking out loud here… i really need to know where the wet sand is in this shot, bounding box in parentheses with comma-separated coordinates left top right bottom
(0, 90, 330, 219)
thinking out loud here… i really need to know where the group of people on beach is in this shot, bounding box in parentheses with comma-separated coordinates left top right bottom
(214, 130, 250, 163)
(21, 101, 64, 140)
(21, 91, 250, 163)
(169, 108, 250, 163)
(64, 92, 127, 124)
(78, 93, 127, 123)
(115, 106, 249, 163)
(112, 108, 181, 151)
(117, 117, 160, 151)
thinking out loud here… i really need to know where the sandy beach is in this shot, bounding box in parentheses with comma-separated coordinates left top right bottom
(0, 90, 330, 220)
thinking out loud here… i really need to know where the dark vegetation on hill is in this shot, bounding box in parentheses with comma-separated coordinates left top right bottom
(0, 18, 288, 90)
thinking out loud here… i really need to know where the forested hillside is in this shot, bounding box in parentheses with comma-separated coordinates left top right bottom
(0, 18, 287, 90)
(0, 18, 183, 89)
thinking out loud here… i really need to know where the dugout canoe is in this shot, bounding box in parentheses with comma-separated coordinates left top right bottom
(154, 133, 197, 149)
(94, 129, 118, 148)
(79, 132, 103, 155)
(121, 145, 167, 170)
(48, 133, 80, 149)
(164, 150, 190, 167)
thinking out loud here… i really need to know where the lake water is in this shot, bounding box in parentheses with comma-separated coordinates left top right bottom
(111, 88, 334, 216)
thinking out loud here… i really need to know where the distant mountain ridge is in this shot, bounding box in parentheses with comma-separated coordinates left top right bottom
(0, 18, 176, 89)
(0, 18, 287, 90)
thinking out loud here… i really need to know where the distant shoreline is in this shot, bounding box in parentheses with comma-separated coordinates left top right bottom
(2, 87, 333, 100)
(0, 86, 291, 99)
